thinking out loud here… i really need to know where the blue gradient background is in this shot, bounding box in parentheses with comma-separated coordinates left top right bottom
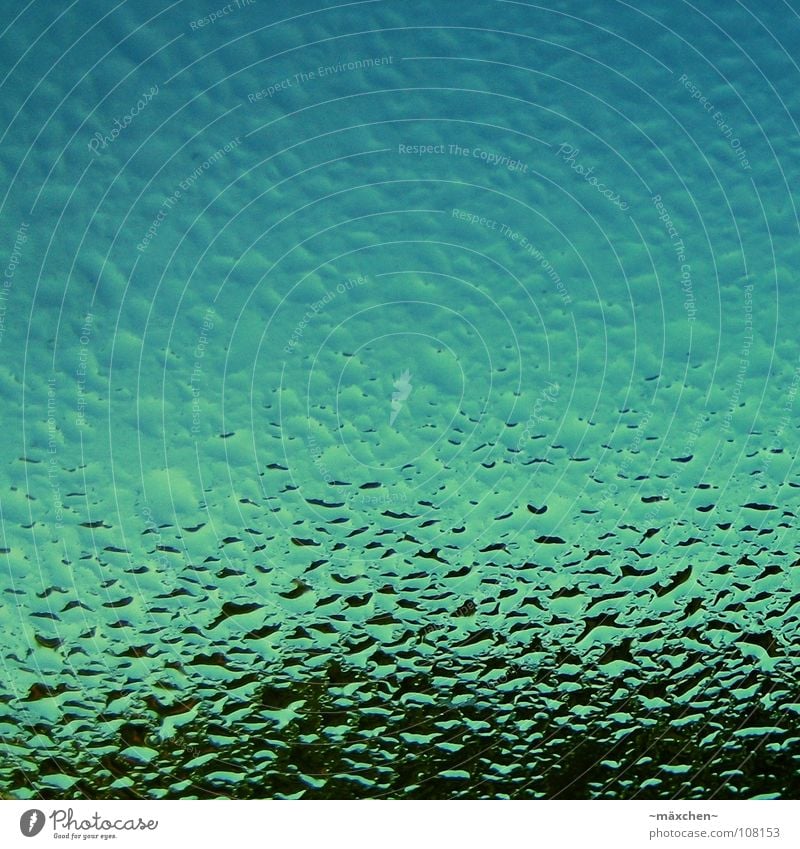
(0, 0, 799, 799)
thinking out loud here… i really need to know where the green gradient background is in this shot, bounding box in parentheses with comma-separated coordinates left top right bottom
(1, 0, 799, 799)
